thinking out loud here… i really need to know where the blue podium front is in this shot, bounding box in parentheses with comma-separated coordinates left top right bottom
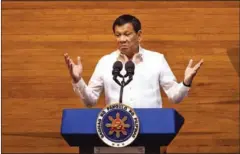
(61, 108, 184, 154)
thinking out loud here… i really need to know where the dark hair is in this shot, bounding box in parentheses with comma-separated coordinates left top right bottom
(112, 14, 141, 33)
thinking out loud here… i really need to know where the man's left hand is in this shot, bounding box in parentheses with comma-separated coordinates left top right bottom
(184, 59, 204, 86)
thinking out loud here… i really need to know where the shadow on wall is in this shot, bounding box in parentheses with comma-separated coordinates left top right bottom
(227, 48, 239, 77)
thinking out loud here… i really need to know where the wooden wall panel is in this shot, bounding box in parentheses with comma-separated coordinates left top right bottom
(2, 1, 239, 153)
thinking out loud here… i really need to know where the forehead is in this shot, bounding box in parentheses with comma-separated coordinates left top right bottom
(114, 23, 135, 33)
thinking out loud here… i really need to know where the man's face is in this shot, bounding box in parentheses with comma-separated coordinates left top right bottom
(114, 23, 141, 57)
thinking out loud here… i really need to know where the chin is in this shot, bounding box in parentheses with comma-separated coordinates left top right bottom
(120, 47, 130, 51)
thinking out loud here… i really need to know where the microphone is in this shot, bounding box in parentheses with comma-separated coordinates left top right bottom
(124, 61, 135, 86)
(112, 61, 123, 77)
(111, 60, 135, 104)
(124, 60, 135, 77)
(112, 61, 123, 86)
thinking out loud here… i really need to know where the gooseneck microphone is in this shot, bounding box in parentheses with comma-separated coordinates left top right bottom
(112, 60, 135, 103)
(112, 61, 123, 86)
(124, 60, 135, 86)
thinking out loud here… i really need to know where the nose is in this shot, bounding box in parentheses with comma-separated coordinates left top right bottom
(119, 35, 127, 43)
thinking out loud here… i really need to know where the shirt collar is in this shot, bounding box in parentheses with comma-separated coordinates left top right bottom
(116, 45, 144, 64)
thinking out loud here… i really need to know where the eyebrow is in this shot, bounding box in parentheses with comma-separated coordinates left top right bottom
(115, 31, 132, 35)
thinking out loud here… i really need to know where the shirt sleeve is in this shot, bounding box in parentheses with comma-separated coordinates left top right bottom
(159, 54, 190, 104)
(72, 57, 105, 107)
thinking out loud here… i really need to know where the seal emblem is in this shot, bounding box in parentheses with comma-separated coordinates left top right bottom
(96, 103, 139, 147)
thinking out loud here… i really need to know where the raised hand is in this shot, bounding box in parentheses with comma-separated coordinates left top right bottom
(184, 59, 204, 86)
(64, 53, 83, 83)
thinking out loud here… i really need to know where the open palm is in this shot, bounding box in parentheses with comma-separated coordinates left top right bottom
(64, 53, 83, 83)
(184, 59, 204, 85)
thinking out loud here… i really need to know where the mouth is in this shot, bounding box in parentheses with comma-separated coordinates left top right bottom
(120, 45, 128, 49)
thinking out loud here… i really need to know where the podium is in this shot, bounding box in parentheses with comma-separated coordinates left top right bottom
(61, 108, 184, 154)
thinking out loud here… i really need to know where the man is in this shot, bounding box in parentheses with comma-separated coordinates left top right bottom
(64, 14, 203, 108)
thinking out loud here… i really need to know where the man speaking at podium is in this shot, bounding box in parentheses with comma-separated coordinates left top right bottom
(64, 14, 203, 108)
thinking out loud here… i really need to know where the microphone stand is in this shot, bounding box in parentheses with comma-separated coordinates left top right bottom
(112, 75, 126, 103)
(112, 60, 135, 104)
(118, 76, 133, 104)
(119, 78, 125, 103)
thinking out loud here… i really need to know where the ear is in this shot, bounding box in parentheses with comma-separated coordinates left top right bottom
(137, 30, 142, 42)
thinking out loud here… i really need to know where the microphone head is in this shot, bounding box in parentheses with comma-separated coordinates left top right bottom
(125, 60, 135, 76)
(112, 61, 123, 76)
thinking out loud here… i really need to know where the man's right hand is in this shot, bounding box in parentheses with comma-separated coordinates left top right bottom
(64, 53, 83, 83)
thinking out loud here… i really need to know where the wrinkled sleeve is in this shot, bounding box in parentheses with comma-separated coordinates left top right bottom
(159, 55, 190, 104)
(72, 57, 105, 107)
